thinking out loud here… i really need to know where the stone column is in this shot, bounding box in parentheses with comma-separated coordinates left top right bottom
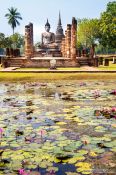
(25, 23, 34, 59)
(112, 57, 116, 64)
(90, 44, 95, 58)
(71, 17, 77, 60)
(66, 24, 71, 58)
(61, 40, 63, 56)
(6, 48, 10, 57)
(64, 30, 67, 58)
(61, 38, 65, 57)
(99, 57, 103, 65)
(94, 58, 99, 67)
(104, 59, 109, 66)
(25, 25, 31, 58)
(29, 23, 34, 57)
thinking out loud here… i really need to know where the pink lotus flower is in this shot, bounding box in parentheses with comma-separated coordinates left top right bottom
(19, 169, 25, 174)
(18, 169, 29, 175)
(39, 129, 46, 137)
(111, 107, 116, 112)
(23, 172, 29, 175)
(0, 128, 3, 132)
(110, 90, 116, 95)
(0, 128, 3, 138)
(49, 170, 55, 174)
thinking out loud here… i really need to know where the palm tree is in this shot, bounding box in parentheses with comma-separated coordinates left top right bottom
(5, 7, 22, 35)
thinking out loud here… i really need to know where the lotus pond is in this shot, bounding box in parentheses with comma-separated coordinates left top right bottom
(0, 80, 116, 175)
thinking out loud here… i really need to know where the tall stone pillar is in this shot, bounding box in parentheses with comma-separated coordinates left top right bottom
(25, 25, 31, 58)
(61, 38, 65, 57)
(61, 40, 63, 56)
(71, 17, 77, 60)
(90, 44, 95, 59)
(25, 23, 34, 59)
(64, 30, 67, 58)
(66, 24, 71, 58)
(29, 23, 34, 57)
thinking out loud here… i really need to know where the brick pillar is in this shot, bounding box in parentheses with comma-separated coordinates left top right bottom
(71, 17, 77, 60)
(94, 58, 99, 67)
(63, 38, 65, 57)
(29, 23, 34, 57)
(61, 40, 63, 56)
(61, 39, 64, 57)
(61, 38, 65, 57)
(25, 23, 34, 59)
(99, 58, 103, 65)
(104, 59, 109, 66)
(64, 30, 67, 57)
(66, 24, 71, 58)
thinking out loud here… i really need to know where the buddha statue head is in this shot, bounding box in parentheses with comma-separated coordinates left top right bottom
(45, 19, 50, 32)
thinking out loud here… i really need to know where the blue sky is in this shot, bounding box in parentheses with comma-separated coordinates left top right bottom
(0, 0, 113, 42)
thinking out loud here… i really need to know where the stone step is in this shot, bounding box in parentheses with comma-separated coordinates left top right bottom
(10, 64, 22, 67)
(78, 59, 89, 66)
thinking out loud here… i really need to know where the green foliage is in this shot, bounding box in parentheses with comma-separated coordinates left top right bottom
(0, 32, 24, 49)
(5, 7, 22, 34)
(77, 18, 99, 48)
(10, 33, 24, 48)
(98, 1, 116, 49)
(0, 33, 12, 48)
(95, 44, 116, 54)
(0, 33, 5, 48)
(77, 1, 116, 52)
(34, 42, 42, 49)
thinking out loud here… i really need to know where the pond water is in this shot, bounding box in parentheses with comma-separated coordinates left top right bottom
(0, 80, 116, 175)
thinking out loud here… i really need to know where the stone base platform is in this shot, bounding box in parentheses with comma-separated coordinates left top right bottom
(1, 57, 98, 68)
(1, 57, 79, 68)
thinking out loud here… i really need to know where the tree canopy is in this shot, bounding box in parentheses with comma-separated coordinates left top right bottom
(0, 32, 24, 49)
(77, 18, 99, 48)
(10, 33, 24, 48)
(0, 33, 12, 48)
(77, 1, 116, 52)
(98, 1, 116, 49)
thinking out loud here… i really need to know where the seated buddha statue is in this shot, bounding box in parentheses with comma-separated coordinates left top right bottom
(41, 19, 56, 48)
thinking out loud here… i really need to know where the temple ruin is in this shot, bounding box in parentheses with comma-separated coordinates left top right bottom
(2, 13, 98, 68)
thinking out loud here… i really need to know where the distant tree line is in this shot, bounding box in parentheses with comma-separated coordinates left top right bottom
(0, 33, 24, 49)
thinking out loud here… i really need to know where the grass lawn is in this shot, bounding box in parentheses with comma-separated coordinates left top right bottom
(0, 72, 116, 82)
(98, 61, 116, 70)
(18, 67, 83, 71)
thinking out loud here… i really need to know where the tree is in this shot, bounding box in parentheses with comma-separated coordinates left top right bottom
(0, 33, 12, 48)
(98, 1, 116, 49)
(0, 33, 5, 48)
(10, 33, 24, 48)
(77, 18, 99, 48)
(5, 7, 22, 34)
(77, 18, 99, 57)
(4, 37, 13, 48)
